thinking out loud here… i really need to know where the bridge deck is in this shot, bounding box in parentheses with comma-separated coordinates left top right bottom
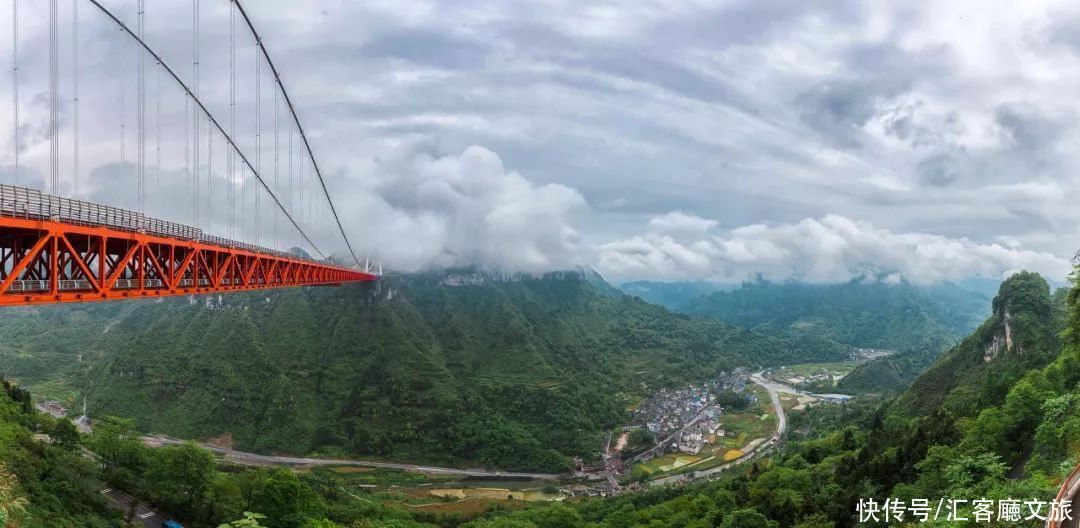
(0, 187, 374, 306)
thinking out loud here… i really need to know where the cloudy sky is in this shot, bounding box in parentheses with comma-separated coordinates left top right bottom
(1, 0, 1078, 284)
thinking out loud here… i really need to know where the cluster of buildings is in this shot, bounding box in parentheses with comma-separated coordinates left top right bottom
(630, 369, 753, 457)
(673, 417, 725, 455)
(635, 384, 713, 436)
(35, 400, 68, 419)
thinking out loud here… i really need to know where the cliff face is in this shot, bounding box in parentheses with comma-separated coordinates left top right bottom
(895, 271, 1063, 416)
(983, 309, 1016, 362)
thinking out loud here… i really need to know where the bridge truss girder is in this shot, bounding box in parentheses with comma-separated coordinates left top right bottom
(0, 216, 375, 306)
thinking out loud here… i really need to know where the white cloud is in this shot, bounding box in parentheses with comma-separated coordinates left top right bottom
(596, 214, 1071, 284)
(331, 145, 589, 271)
(1, 1, 1079, 283)
(648, 211, 719, 232)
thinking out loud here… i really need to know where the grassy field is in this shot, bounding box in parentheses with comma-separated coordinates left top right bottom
(27, 377, 80, 407)
(776, 361, 859, 378)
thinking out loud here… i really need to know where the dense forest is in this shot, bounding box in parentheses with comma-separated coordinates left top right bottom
(0, 270, 1076, 527)
(403, 270, 1075, 528)
(38, 269, 842, 472)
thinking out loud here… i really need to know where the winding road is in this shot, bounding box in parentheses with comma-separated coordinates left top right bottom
(749, 371, 788, 438)
(141, 436, 562, 480)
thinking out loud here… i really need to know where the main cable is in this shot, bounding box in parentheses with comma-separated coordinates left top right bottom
(85, 0, 327, 259)
(233, 0, 362, 267)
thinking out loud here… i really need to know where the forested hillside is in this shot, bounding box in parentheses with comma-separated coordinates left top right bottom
(1, 270, 1076, 528)
(679, 278, 989, 350)
(0, 379, 119, 527)
(834, 334, 954, 394)
(892, 271, 1068, 415)
(448, 270, 1080, 528)
(71, 269, 844, 472)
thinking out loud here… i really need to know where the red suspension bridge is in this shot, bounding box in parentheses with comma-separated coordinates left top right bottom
(4, 0, 377, 305)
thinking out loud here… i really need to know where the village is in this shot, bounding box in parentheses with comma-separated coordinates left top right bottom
(628, 368, 754, 457)
(567, 366, 776, 495)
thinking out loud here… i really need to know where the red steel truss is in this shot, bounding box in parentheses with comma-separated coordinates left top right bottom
(0, 215, 376, 306)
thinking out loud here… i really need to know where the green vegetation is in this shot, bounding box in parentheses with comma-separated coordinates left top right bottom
(624, 429, 656, 453)
(0, 379, 120, 527)
(67, 269, 845, 472)
(439, 270, 1079, 527)
(714, 389, 751, 410)
(680, 277, 988, 350)
(2, 268, 1076, 528)
(835, 335, 955, 394)
(678, 277, 991, 394)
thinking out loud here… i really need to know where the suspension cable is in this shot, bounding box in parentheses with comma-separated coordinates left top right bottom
(192, 0, 199, 227)
(49, 0, 58, 195)
(85, 0, 327, 259)
(233, 0, 363, 267)
(254, 40, 260, 246)
(228, 0, 235, 239)
(207, 115, 212, 231)
(137, 0, 145, 213)
(288, 111, 294, 249)
(155, 60, 160, 189)
(11, 0, 18, 185)
(71, 0, 79, 197)
(119, 25, 126, 165)
(273, 85, 279, 250)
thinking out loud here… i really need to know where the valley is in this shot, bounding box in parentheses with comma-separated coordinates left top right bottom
(7, 268, 1076, 528)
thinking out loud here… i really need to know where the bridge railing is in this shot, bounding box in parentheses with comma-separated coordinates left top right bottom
(1048, 461, 1080, 528)
(0, 184, 312, 264)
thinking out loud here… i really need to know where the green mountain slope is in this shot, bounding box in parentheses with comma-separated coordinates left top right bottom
(452, 270, 1080, 528)
(679, 277, 989, 350)
(889, 271, 1067, 416)
(74, 269, 846, 472)
(2, 270, 1078, 528)
(0, 380, 119, 526)
(834, 334, 954, 394)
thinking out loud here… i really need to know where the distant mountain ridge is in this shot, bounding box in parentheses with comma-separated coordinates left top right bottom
(676, 278, 990, 351)
(618, 280, 732, 309)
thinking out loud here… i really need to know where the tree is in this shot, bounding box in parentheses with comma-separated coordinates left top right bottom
(520, 503, 582, 528)
(300, 520, 340, 528)
(250, 469, 326, 528)
(626, 428, 657, 452)
(218, 512, 267, 528)
(721, 509, 777, 528)
(85, 416, 146, 489)
(147, 442, 217, 516)
(51, 419, 80, 448)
